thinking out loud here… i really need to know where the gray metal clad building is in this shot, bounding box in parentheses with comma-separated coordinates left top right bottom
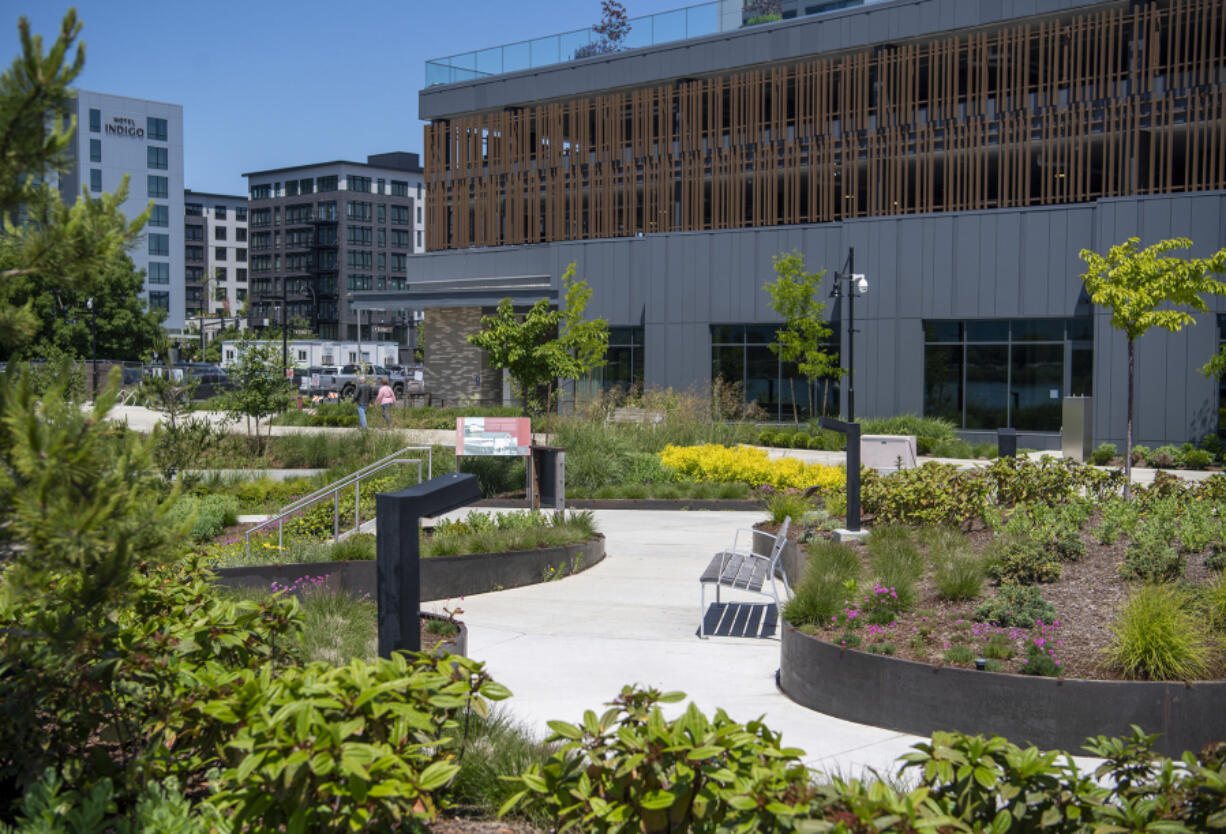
(389, 0, 1226, 447)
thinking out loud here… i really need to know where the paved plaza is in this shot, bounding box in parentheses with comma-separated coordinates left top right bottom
(423, 508, 924, 777)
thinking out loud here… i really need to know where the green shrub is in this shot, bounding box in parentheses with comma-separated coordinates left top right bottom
(553, 420, 636, 490)
(1094, 497, 1140, 544)
(458, 455, 527, 497)
(1208, 544, 1226, 572)
(1020, 641, 1061, 676)
(501, 686, 816, 833)
(1130, 445, 1151, 466)
(867, 642, 896, 655)
(985, 536, 1062, 585)
(780, 539, 860, 627)
(757, 430, 775, 446)
(859, 414, 957, 441)
(744, 12, 783, 24)
(1090, 443, 1118, 465)
(1176, 499, 1221, 553)
(165, 494, 240, 542)
(330, 532, 376, 561)
(1148, 444, 1180, 468)
(1120, 528, 1185, 582)
(915, 435, 936, 455)
(943, 645, 975, 664)
(861, 462, 990, 528)
(1183, 448, 1213, 470)
(448, 709, 556, 825)
(930, 438, 974, 459)
(1200, 433, 1223, 458)
(1106, 584, 1220, 680)
(183, 652, 510, 831)
(1204, 574, 1226, 632)
(974, 585, 1056, 629)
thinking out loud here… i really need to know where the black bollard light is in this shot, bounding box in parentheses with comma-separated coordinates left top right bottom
(375, 472, 481, 657)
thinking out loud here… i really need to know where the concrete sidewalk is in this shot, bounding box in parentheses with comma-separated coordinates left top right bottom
(421, 508, 923, 777)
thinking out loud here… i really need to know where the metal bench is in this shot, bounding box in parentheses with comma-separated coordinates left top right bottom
(606, 407, 665, 427)
(698, 517, 792, 638)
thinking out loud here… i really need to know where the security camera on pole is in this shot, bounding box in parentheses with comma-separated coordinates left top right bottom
(824, 247, 869, 542)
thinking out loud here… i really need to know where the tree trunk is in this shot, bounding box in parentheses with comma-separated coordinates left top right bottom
(1125, 337, 1134, 499)
(821, 379, 830, 417)
(790, 377, 798, 426)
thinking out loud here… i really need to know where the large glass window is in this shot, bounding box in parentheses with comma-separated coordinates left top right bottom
(149, 204, 169, 227)
(148, 291, 169, 311)
(147, 175, 168, 198)
(89, 169, 102, 192)
(711, 324, 840, 421)
(147, 146, 168, 169)
(347, 175, 371, 193)
(88, 108, 101, 132)
(148, 233, 169, 256)
(923, 318, 1093, 431)
(89, 138, 101, 162)
(317, 175, 338, 193)
(146, 117, 168, 141)
(147, 262, 169, 284)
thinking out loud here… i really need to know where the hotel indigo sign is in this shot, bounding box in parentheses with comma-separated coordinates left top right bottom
(104, 116, 144, 138)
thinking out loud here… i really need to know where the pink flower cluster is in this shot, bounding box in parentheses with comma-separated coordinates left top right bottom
(271, 574, 332, 596)
(1021, 619, 1063, 667)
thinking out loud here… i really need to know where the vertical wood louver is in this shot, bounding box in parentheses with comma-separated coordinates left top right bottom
(425, 0, 1226, 252)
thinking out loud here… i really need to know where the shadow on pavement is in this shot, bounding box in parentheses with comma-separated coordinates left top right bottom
(699, 602, 778, 639)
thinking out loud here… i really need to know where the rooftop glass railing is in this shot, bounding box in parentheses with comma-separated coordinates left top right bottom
(425, 0, 890, 87)
(426, 2, 722, 87)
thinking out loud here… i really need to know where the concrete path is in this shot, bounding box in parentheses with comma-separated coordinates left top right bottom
(421, 508, 923, 777)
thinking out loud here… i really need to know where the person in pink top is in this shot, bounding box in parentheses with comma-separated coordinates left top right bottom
(375, 377, 396, 428)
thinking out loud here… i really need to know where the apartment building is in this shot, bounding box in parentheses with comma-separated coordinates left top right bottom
(184, 190, 249, 325)
(389, 0, 1226, 446)
(60, 90, 186, 328)
(243, 153, 425, 359)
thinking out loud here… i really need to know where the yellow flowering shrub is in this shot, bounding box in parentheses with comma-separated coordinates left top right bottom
(659, 444, 844, 493)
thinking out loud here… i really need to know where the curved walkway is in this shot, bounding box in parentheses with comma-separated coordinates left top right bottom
(422, 508, 923, 777)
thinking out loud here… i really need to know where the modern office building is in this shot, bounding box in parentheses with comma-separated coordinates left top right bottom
(183, 190, 249, 332)
(243, 153, 426, 362)
(389, 0, 1226, 446)
(60, 91, 186, 329)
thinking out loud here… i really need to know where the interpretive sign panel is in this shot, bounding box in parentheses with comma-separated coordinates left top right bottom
(455, 417, 531, 456)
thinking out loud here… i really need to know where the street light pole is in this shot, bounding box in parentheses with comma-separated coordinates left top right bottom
(832, 248, 868, 422)
(281, 300, 289, 372)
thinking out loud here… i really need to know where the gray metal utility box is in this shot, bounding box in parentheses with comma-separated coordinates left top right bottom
(1061, 396, 1094, 462)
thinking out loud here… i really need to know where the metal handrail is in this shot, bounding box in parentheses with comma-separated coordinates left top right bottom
(244, 445, 433, 560)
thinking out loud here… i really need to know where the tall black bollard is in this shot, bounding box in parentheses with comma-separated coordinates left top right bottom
(375, 473, 481, 658)
(820, 416, 861, 533)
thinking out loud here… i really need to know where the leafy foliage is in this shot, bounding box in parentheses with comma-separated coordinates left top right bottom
(467, 263, 608, 414)
(501, 685, 817, 833)
(660, 443, 843, 492)
(1081, 237, 1226, 493)
(221, 336, 292, 454)
(974, 585, 1057, 629)
(176, 652, 510, 832)
(763, 251, 840, 418)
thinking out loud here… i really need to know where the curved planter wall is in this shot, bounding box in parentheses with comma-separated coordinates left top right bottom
(214, 536, 605, 602)
(780, 622, 1226, 757)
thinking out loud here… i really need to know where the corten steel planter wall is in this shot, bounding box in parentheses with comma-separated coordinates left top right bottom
(779, 622, 1226, 757)
(215, 536, 605, 602)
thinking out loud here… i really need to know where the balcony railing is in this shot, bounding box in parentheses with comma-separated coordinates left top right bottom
(426, 1, 719, 86)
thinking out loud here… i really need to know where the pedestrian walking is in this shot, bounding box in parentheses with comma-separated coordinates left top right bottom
(375, 377, 396, 428)
(354, 376, 374, 429)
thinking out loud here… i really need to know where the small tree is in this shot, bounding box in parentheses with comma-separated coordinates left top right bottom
(593, 1, 630, 51)
(467, 263, 608, 415)
(764, 251, 841, 422)
(222, 337, 292, 455)
(1079, 237, 1226, 495)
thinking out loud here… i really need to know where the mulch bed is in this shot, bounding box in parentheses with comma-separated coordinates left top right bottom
(788, 515, 1221, 680)
(429, 819, 545, 834)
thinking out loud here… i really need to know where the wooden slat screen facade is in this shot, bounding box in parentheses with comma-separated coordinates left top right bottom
(425, 0, 1226, 252)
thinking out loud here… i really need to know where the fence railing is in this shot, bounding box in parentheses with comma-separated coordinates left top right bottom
(244, 445, 433, 559)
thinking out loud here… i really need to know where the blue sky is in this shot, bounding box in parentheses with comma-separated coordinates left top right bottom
(4, 1, 684, 195)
